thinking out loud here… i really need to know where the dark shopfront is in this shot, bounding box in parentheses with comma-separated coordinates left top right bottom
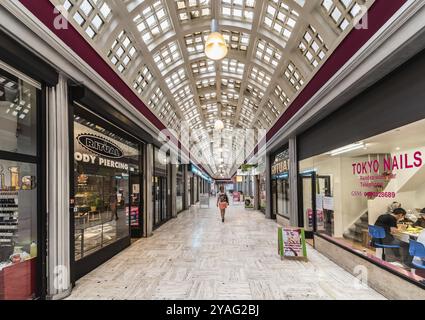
(153, 147, 171, 229)
(297, 48, 425, 293)
(0, 32, 57, 300)
(176, 163, 185, 213)
(271, 147, 290, 221)
(70, 87, 150, 281)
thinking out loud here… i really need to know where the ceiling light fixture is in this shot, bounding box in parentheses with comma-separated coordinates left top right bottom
(205, 19, 228, 61)
(328, 142, 365, 156)
(214, 119, 224, 130)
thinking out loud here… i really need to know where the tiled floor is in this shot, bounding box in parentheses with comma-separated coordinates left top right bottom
(67, 199, 385, 300)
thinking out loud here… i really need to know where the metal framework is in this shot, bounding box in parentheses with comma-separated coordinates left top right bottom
(51, 0, 373, 178)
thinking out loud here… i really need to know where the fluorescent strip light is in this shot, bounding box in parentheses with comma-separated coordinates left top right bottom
(329, 142, 365, 156)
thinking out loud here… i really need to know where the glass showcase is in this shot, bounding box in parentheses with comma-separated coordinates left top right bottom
(299, 118, 425, 285)
(0, 67, 40, 300)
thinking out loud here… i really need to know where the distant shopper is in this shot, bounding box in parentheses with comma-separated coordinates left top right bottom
(217, 185, 229, 223)
(413, 209, 425, 228)
(110, 187, 119, 221)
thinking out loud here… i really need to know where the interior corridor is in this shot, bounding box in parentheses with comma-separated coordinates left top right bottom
(68, 199, 385, 300)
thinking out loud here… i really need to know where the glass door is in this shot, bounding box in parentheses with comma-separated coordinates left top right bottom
(299, 173, 316, 233)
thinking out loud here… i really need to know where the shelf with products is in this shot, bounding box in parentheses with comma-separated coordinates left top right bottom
(0, 191, 19, 258)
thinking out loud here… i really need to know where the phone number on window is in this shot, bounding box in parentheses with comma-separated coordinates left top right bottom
(351, 191, 396, 198)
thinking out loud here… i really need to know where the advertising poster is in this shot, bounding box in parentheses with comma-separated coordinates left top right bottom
(278, 227, 307, 260)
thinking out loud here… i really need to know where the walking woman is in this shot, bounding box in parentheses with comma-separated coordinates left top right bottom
(216, 186, 229, 223)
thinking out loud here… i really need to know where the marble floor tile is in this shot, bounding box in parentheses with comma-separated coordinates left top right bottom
(67, 200, 385, 300)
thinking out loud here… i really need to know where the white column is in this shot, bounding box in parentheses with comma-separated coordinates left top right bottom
(265, 154, 272, 219)
(289, 137, 299, 227)
(145, 144, 154, 237)
(46, 74, 71, 300)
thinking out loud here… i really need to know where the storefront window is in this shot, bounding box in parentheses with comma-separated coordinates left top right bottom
(153, 148, 169, 227)
(271, 149, 290, 218)
(0, 67, 40, 300)
(73, 115, 140, 260)
(299, 118, 425, 284)
(176, 164, 184, 213)
(0, 70, 38, 156)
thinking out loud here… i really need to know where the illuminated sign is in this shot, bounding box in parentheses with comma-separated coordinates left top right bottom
(77, 133, 124, 159)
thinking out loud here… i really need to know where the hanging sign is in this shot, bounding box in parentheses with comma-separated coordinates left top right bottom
(278, 227, 307, 261)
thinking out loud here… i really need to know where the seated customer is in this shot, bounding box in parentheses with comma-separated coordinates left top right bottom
(374, 207, 406, 245)
(413, 209, 425, 228)
(374, 208, 412, 266)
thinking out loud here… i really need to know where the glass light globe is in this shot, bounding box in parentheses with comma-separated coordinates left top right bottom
(205, 32, 228, 61)
(214, 119, 224, 130)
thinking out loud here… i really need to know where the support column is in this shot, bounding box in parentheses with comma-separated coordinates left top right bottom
(265, 153, 272, 219)
(289, 137, 299, 227)
(171, 163, 177, 218)
(145, 144, 154, 237)
(46, 74, 71, 300)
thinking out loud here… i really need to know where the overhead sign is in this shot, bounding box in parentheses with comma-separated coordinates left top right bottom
(271, 149, 289, 177)
(77, 133, 124, 159)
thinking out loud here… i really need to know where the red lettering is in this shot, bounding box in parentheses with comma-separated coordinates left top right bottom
(373, 160, 380, 173)
(392, 155, 399, 170)
(414, 151, 423, 168)
(384, 157, 392, 171)
(352, 163, 357, 175)
(405, 153, 413, 169)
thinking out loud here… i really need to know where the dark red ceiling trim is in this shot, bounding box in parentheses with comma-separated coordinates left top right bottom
(18, 0, 214, 178)
(243, 0, 407, 169)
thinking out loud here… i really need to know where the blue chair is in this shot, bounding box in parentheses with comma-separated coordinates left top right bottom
(409, 240, 425, 269)
(368, 225, 400, 261)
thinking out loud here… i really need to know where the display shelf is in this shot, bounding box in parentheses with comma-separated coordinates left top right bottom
(0, 191, 19, 256)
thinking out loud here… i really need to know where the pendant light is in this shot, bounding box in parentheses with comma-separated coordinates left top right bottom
(205, 19, 228, 61)
(214, 119, 224, 130)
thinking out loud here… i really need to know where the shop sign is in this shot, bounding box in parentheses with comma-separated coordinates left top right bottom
(75, 133, 128, 170)
(278, 227, 307, 261)
(77, 134, 124, 159)
(350, 151, 424, 199)
(272, 150, 289, 176)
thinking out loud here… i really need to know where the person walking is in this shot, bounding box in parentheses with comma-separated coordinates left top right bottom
(216, 185, 229, 223)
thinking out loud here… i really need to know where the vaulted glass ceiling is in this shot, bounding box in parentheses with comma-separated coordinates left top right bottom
(52, 0, 373, 178)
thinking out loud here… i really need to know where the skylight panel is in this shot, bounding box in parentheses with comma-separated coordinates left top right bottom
(60, 0, 111, 39)
(298, 25, 328, 68)
(133, 65, 154, 95)
(133, 0, 172, 46)
(107, 30, 137, 73)
(199, 92, 217, 103)
(176, 0, 211, 23)
(255, 39, 282, 69)
(321, 0, 366, 31)
(249, 66, 271, 89)
(191, 59, 215, 77)
(221, 78, 241, 91)
(148, 87, 165, 111)
(262, 0, 298, 43)
(222, 30, 250, 53)
(221, 91, 239, 103)
(284, 62, 304, 91)
(174, 85, 193, 103)
(184, 31, 210, 57)
(153, 41, 182, 75)
(274, 84, 290, 106)
(196, 77, 216, 89)
(221, 59, 245, 78)
(221, 0, 256, 22)
(165, 68, 187, 92)
(266, 99, 280, 117)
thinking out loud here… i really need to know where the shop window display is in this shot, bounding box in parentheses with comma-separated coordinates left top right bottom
(299, 118, 425, 285)
(0, 67, 40, 300)
(73, 116, 140, 260)
(271, 149, 290, 219)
